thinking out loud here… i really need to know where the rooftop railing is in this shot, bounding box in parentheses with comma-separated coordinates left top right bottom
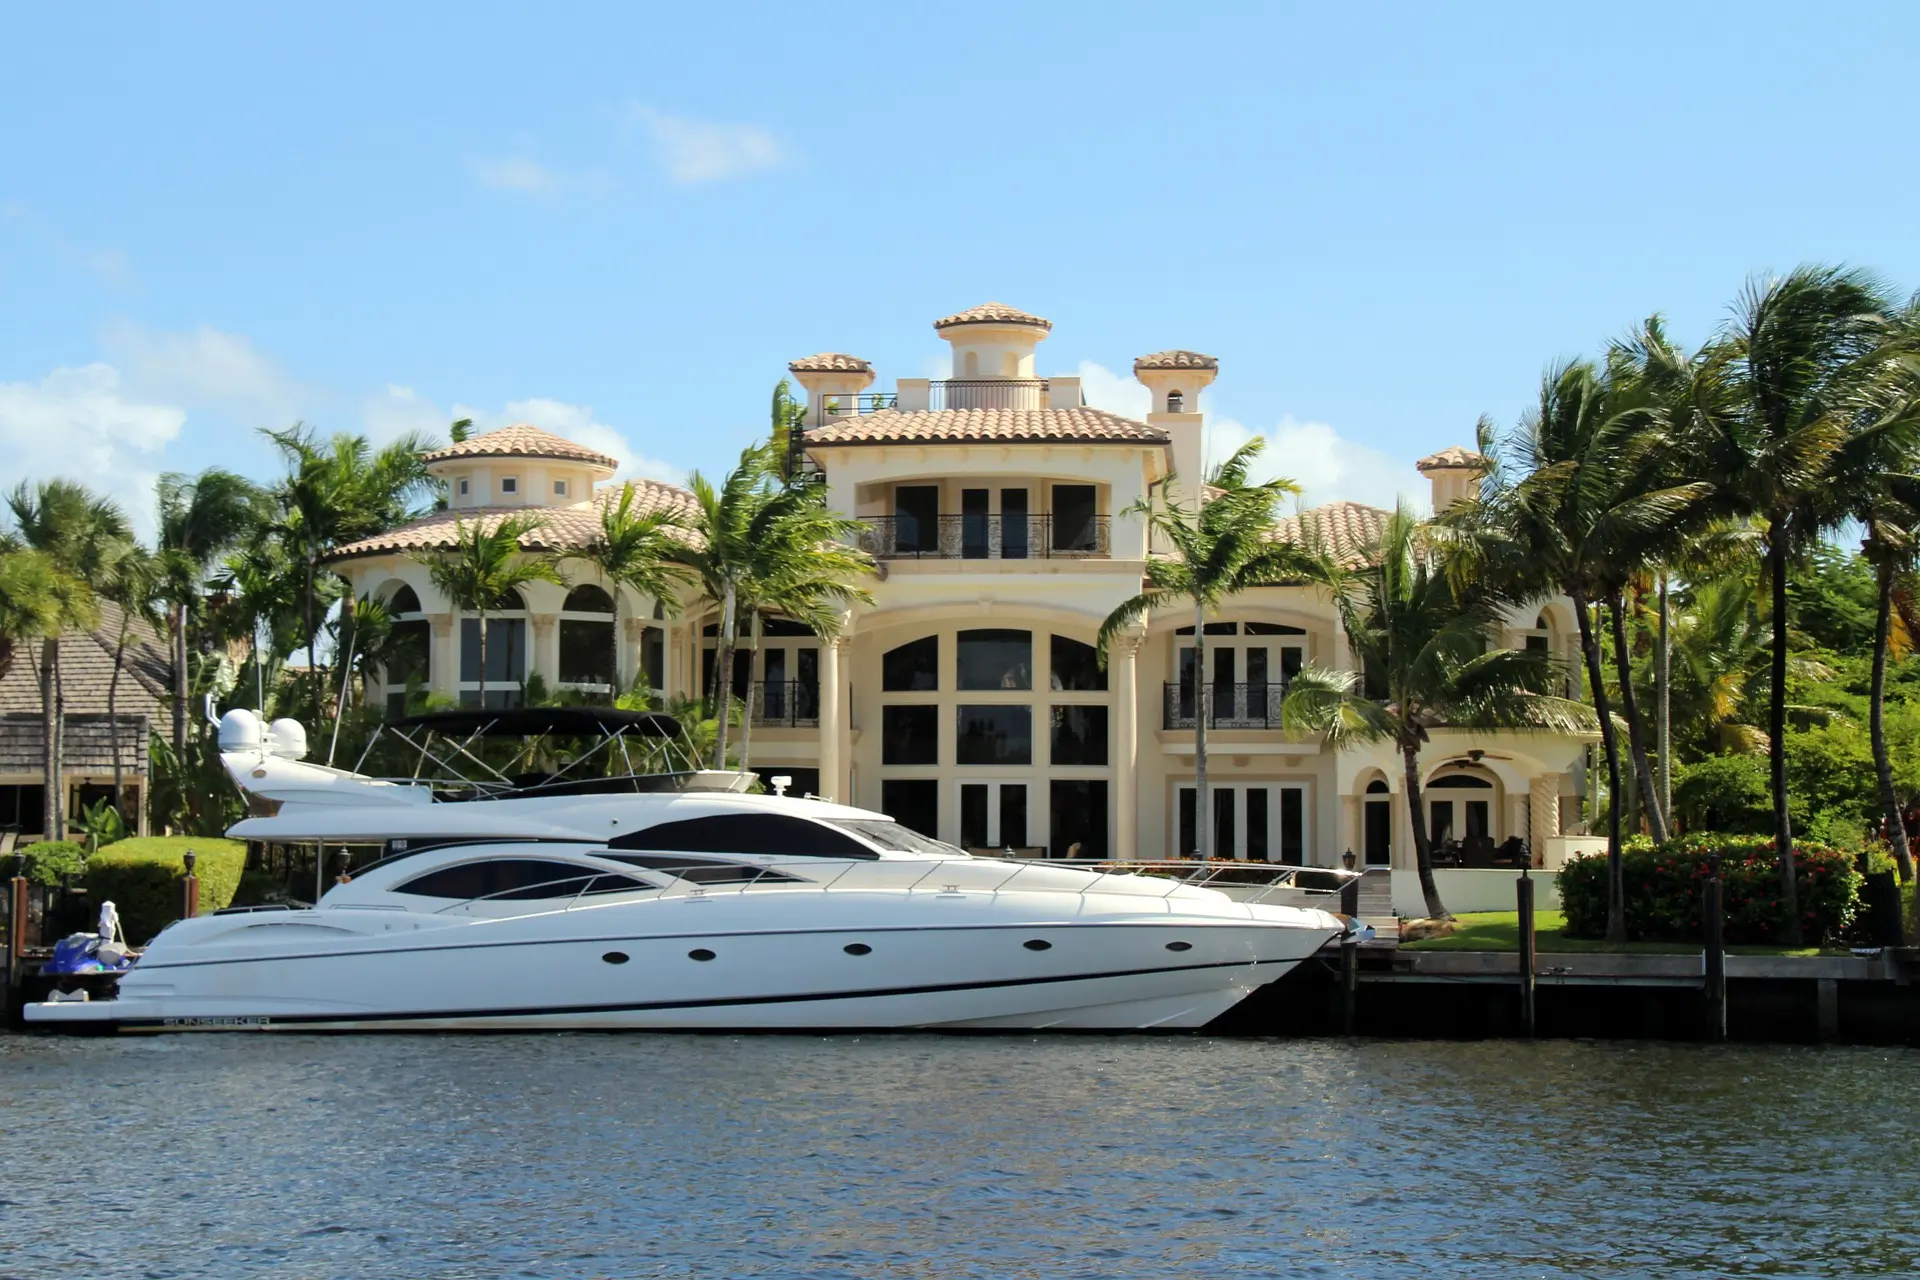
(858, 513, 1110, 560)
(1163, 681, 1293, 730)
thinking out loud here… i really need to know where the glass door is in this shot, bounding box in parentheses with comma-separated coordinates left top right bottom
(1176, 783, 1308, 862)
(960, 783, 1029, 852)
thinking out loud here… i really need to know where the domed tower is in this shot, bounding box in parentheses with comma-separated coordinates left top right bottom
(422, 424, 617, 509)
(786, 352, 876, 428)
(1133, 350, 1219, 494)
(932, 303, 1051, 408)
(1416, 445, 1489, 511)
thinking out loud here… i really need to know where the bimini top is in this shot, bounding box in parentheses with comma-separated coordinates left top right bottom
(389, 707, 682, 739)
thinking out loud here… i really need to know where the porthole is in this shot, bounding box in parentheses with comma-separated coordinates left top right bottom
(688, 948, 716, 962)
(1165, 941, 1193, 952)
(843, 943, 872, 956)
(602, 951, 630, 965)
(1023, 939, 1052, 952)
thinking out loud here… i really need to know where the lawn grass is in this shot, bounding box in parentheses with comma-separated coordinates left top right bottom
(1401, 910, 1828, 957)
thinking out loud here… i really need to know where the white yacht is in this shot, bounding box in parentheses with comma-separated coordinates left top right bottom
(26, 707, 1347, 1033)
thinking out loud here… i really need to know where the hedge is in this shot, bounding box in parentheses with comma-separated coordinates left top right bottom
(15, 840, 87, 887)
(1557, 834, 1865, 945)
(83, 836, 247, 945)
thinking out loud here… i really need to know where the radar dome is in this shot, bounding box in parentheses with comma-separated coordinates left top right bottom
(266, 718, 309, 761)
(218, 708, 263, 753)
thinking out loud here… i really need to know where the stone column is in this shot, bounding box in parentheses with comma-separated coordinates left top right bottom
(1530, 773, 1562, 865)
(530, 615, 558, 690)
(1111, 633, 1143, 861)
(818, 636, 847, 804)
(427, 613, 456, 699)
(1341, 794, 1361, 863)
(621, 617, 645, 693)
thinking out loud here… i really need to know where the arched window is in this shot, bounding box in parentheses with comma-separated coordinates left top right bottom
(560, 585, 617, 693)
(1363, 779, 1391, 866)
(1167, 389, 1185, 413)
(882, 636, 939, 691)
(1366, 779, 1389, 794)
(389, 584, 422, 615)
(380, 583, 430, 714)
(1002, 352, 1018, 377)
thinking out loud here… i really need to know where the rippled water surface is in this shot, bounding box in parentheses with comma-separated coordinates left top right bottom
(2, 1033, 1916, 1278)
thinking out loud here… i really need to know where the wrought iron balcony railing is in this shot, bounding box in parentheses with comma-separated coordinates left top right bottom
(926, 379, 1048, 410)
(1162, 681, 1292, 730)
(816, 392, 898, 417)
(751, 680, 820, 727)
(857, 514, 1110, 560)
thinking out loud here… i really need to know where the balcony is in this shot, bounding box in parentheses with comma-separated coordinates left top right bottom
(818, 379, 1053, 417)
(858, 514, 1111, 560)
(751, 680, 820, 727)
(1163, 682, 1292, 730)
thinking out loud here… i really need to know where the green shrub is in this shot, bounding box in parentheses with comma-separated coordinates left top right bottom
(1558, 833, 1862, 946)
(1672, 755, 1771, 835)
(83, 836, 247, 945)
(15, 840, 87, 887)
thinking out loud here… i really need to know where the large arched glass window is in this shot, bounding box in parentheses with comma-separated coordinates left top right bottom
(459, 589, 527, 709)
(957, 629, 1031, 690)
(559, 585, 616, 693)
(882, 636, 939, 691)
(381, 584, 431, 715)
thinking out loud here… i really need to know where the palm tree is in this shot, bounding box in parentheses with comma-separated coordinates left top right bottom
(1861, 475, 1920, 883)
(101, 544, 163, 821)
(1284, 506, 1594, 919)
(1096, 437, 1313, 860)
(264, 425, 436, 718)
(416, 515, 566, 708)
(769, 379, 809, 481)
(6, 480, 132, 840)
(673, 443, 870, 769)
(156, 468, 262, 749)
(1688, 266, 1908, 943)
(564, 484, 694, 701)
(1451, 362, 1709, 940)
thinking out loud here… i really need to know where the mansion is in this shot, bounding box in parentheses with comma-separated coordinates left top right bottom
(330, 303, 1598, 884)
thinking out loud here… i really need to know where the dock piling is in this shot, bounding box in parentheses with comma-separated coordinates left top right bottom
(1702, 855, 1727, 1042)
(1516, 871, 1537, 1037)
(1339, 935, 1359, 1035)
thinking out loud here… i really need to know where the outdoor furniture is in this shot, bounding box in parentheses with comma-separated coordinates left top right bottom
(1431, 840, 1462, 868)
(1461, 835, 1497, 868)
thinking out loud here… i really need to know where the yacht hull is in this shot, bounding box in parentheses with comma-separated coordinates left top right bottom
(24, 915, 1334, 1034)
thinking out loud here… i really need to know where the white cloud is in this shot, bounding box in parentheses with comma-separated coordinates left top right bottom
(1075, 360, 1151, 419)
(1208, 415, 1421, 512)
(472, 154, 558, 194)
(101, 321, 302, 421)
(0, 363, 185, 539)
(628, 106, 786, 184)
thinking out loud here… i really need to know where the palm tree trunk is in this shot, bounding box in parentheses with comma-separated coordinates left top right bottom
(1193, 598, 1210, 860)
(609, 589, 623, 704)
(1573, 589, 1627, 943)
(1608, 593, 1669, 842)
(1403, 739, 1448, 919)
(1657, 574, 1672, 831)
(711, 581, 737, 769)
(476, 607, 487, 709)
(1766, 534, 1802, 946)
(1870, 557, 1914, 882)
(305, 557, 320, 722)
(38, 637, 59, 840)
(171, 600, 189, 751)
(740, 610, 760, 772)
(109, 612, 129, 820)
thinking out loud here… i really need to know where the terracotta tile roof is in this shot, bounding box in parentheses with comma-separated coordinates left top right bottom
(1271, 500, 1394, 568)
(799, 406, 1168, 448)
(422, 424, 619, 471)
(932, 302, 1052, 332)
(1133, 350, 1219, 372)
(1415, 445, 1488, 472)
(326, 479, 701, 562)
(0, 600, 170, 719)
(787, 353, 873, 374)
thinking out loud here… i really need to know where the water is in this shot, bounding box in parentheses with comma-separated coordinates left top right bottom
(1, 1034, 1915, 1279)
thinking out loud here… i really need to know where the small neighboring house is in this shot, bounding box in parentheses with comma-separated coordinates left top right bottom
(0, 600, 168, 839)
(326, 303, 1600, 885)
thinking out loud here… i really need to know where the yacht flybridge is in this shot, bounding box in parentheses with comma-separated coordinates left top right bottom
(26, 707, 1349, 1033)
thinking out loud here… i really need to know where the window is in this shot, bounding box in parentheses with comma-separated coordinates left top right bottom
(961, 783, 1028, 849)
(501, 477, 518, 495)
(882, 705, 939, 765)
(554, 479, 569, 497)
(957, 629, 1031, 690)
(460, 592, 528, 708)
(1049, 635, 1106, 691)
(1050, 780, 1108, 859)
(604, 853, 807, 884)
(395, 858, 643, 900)
(1364, 780, 1392, 868)
(611, 813, 877, 858)
(1167, 389, 1185, 413)
(956, 705, 1031, 765)
(880, 780, 940, 839)
(883, 636, 939, 691)
(641, 627, 664, 691)
(382, 584, 430, 714)
(1001, 488, 1030, 559)
(457, 478, 470, 496)
(962, 488, 990, 559)
(1176, 783, 1308, 862)
(559, 585, 616, 689)
(1051, 485, 1097, 552)
(1049, 706, 1108, 766)
(895, 485, 939, 554)
(0, 784, 46, 836)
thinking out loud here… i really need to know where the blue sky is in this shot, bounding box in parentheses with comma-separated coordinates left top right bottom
(5, 2, 1918, 537)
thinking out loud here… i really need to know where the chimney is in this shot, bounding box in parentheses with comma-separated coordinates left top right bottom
(1415, 445, 1489, 512)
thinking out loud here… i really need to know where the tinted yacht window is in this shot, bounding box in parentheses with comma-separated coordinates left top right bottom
(611, 814, 879, 859)
(395, 858, 641, 900)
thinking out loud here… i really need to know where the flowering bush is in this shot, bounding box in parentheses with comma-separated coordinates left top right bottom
(1557, 834, 1863, 945)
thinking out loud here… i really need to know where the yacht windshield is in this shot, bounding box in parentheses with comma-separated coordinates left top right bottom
(828, 820, 969, 859)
